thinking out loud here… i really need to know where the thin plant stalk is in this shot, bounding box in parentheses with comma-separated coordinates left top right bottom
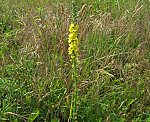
(73, 57, 78, 121)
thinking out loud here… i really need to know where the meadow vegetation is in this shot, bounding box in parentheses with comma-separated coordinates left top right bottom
(0, 0, 150, 121)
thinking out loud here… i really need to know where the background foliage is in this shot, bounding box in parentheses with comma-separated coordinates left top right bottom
(0, 0, 150, 121)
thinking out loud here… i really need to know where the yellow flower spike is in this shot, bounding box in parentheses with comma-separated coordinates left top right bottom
(68, 22, 79, 61)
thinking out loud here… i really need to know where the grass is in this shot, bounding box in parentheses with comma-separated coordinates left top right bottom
(0, 0, 150, 121)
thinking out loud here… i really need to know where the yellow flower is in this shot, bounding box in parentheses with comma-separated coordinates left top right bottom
(68, 44, 78, 54)
(69, 23, 78, 33)
(69, 32, 77, 40)
(68, 22, 79, 60)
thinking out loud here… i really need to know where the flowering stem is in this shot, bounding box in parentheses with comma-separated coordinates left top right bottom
(68, 1, 79, 121)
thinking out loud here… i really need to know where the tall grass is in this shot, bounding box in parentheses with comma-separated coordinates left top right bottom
(0, 0, 150, 121)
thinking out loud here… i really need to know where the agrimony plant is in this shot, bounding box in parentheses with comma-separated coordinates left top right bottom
(68, 0, 79, 121)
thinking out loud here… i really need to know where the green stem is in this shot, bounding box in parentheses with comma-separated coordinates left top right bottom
(73, 58, 78, 121)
